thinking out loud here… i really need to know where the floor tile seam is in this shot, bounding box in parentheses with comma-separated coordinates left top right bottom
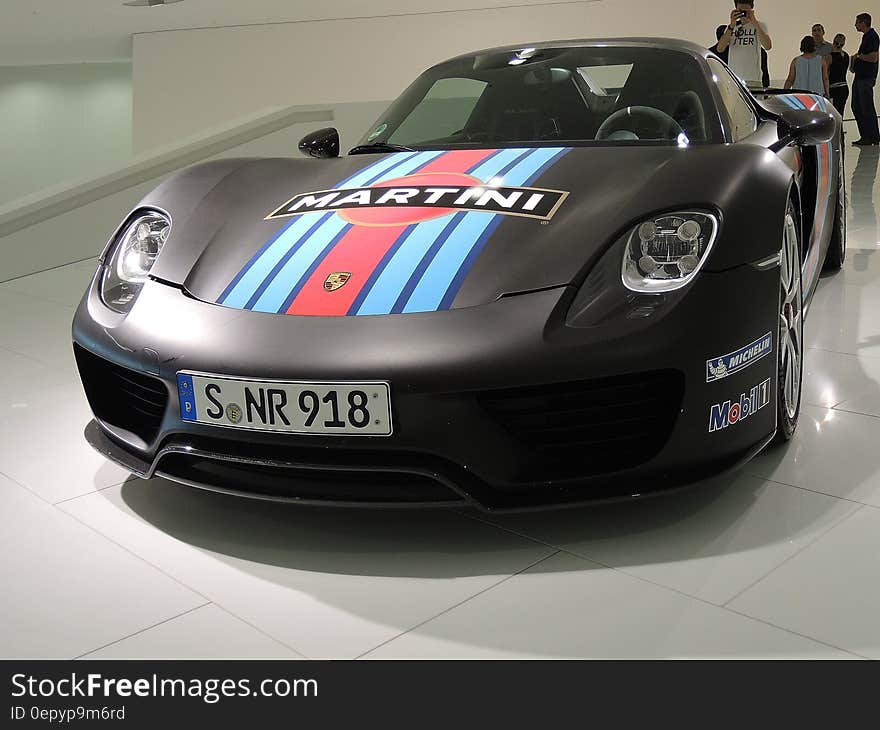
(56, 500, 217, 603)
(74, 601, 212, 659)
(830, 403, 880, 419)
(53, 480, 130, 506)
(719, 504, 868, 608)
(0, 287, 79, 310)
(452, 508, 786, 610)
(54, 496, 317, 659)
(740, 471, 879, 508)
(208, 603, 310, 659)
(454, 509, 577, 554)
(0, 256, 98, 286)
(718, 604, 870, 659)
(459, 491, 872, 623)
(805, 345, 880, 360)
(0, 467, 56, 507)
(555, 544, 869, 657)
(0, 343, 65, 369)
(0, 342, 75, 370)
(354, 550, 562, 659)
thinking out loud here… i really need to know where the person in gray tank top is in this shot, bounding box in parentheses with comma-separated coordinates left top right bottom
(784, 36, 830, 96)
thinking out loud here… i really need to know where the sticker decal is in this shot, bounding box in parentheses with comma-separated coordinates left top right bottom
(219, 147, 571, 316)
(367, 123, 387, 141)
(706, 332, 773, 382)
(265, 181, 568, 223)
(708, 378, 771, 433)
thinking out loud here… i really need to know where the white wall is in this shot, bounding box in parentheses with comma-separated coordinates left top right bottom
(0, 63, 132, 205)
(0, 105, 336, 281)
(132, 0, 870, 151)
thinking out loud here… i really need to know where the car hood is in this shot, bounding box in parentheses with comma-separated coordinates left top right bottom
(144, 144, 783, 316)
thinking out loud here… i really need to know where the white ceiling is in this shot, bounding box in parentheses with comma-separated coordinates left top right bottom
(1, 0, 568, 66)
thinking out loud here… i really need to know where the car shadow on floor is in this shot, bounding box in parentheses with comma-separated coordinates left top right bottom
(118, 466, 803, 578)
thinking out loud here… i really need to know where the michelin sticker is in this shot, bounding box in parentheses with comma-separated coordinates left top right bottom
(706, 332, 772, 383)
(708, 378, 771, 433)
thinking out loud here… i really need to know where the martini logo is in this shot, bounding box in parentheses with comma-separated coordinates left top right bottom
(323, 272, 351, 292)
(708, 378, 771, 433)
(266, 171, 568, 227)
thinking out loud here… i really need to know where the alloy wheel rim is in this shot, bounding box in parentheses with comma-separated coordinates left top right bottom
(779, 213, 802, 420)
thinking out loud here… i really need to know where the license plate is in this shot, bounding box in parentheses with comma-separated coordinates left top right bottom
(177, 372, 392, 436)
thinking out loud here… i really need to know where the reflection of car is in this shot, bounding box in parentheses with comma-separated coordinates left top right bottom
(73, 38, 845, 511)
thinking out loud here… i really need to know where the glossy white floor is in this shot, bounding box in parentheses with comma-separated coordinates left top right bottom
(3, 135, 880, 660)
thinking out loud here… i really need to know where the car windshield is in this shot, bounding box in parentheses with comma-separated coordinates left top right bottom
(356, 46, 721, 150)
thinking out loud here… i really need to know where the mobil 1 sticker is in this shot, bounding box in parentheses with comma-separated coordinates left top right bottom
(708, 377, 771, 433)
(706, 332, 772, 383)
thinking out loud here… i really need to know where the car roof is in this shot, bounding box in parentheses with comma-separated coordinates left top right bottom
(438, 38, 712, 66)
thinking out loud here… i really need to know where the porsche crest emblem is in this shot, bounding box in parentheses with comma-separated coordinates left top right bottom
(323, 272, 351, 292)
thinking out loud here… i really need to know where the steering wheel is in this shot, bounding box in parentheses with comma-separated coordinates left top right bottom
(595, 105, 685, 141)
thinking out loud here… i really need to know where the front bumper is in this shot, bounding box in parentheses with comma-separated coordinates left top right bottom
(73, 262, 781, 511)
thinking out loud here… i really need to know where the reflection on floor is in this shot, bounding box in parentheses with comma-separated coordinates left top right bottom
(2, 134, 880, 659)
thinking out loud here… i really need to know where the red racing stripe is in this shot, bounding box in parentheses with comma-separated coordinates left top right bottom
(794, 93, 820, 111)
(812, 142, 830, 243)
(284, 148, 498, 316)
(409, 148, 498, 176)
(285, 224, 406, 316)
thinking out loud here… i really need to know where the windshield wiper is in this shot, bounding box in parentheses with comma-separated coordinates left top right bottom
(348, 142, 415, 155)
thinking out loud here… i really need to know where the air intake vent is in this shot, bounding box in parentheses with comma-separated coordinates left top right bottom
(74, 344, 168, 446)
(477, 370, 684, 480)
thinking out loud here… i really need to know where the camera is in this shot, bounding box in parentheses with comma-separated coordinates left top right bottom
(734, 10, 746, 26)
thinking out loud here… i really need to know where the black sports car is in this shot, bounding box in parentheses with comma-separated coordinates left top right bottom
(73, 39, 845, 511)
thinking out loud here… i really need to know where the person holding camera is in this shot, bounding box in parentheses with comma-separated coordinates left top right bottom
(716, 1, 773, 88)
(711, 24, 770, 87)
(851, 13, 880, 145)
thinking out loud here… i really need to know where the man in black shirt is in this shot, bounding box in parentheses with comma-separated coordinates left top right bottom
(851, 12, 880, 145)
(710, 25, 770, 87)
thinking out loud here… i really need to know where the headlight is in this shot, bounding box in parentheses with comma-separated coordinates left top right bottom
(621, 211, 718, 293)
(101, 210, 170, 313)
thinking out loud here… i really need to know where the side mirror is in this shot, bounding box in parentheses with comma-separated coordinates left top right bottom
(779, 108, 836, 146)
(298, 128, 340, 159)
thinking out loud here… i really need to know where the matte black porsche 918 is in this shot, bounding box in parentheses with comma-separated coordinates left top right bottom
(73, 39, 845, 510)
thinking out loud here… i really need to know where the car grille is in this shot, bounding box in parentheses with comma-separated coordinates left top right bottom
(74, 344, 168, 446)
(477, 370, 684, 480)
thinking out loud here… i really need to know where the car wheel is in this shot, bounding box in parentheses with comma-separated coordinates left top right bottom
(823, 145, 846, 270)
(773, 203, 804, 444)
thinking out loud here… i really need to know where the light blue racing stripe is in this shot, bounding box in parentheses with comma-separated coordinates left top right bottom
(781, 95, 806, 110)
(402, 147, 567, 314)
(219, 150, 436, 309)
(248, 150, 446, 313)
(353, 147, 530, 316)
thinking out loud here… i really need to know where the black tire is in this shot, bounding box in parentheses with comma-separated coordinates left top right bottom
(773, 201, 804, 444)
(823, 142, 846, 270)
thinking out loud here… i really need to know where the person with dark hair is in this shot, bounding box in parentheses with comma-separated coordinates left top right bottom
(711, 22, 770, 87)
(812, 24, 834, 56)
(828, 34, 851, 115)
(716, 1, 773, 87)
(785, 36, 830, 96)
(851, 13, 880, 144)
